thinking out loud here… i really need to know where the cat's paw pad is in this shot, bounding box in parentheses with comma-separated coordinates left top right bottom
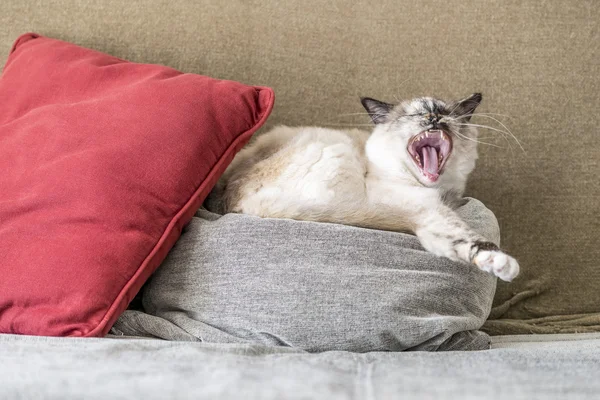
(474, 250, 520, 282)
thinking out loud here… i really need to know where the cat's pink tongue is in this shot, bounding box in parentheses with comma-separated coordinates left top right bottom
(422, 146, 439, 175)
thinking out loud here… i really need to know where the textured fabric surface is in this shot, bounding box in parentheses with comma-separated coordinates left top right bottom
(490, 332, 600, 349)
(1, 334, 600, 400)
(1, 1, 598, 334)
(0, 34, 273, 337)
(113, 198, 498, 352)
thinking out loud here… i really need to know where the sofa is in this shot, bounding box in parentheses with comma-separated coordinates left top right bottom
(1, 1, 599, 399)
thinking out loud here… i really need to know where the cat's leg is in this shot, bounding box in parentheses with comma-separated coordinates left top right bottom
(413, 203, 520, 282)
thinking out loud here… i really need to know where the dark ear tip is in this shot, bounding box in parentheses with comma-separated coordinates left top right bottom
(360, 96, 373, 106)
(472, 93, 482, 102)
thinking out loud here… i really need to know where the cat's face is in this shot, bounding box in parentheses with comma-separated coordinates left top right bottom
(362, 94, 481, 191)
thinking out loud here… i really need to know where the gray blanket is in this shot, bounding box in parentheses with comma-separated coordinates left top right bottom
(1, 333, 599, 399)
(114, 198, 498, 352)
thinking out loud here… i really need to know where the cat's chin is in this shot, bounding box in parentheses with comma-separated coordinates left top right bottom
(407, 129, 452, 184)
(421, 170, 441, 183)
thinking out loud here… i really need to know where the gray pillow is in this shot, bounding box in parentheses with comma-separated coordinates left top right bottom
(113, 198, 499, 352)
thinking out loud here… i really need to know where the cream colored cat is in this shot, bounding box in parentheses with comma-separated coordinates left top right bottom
(206, 93, 519, 281)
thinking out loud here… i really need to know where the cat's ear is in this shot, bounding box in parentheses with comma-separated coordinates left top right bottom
(451, 93, 482, 121)
(360, 97, 394, 124)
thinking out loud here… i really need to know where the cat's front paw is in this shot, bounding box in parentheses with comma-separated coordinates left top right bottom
(474, 250, 520, 282)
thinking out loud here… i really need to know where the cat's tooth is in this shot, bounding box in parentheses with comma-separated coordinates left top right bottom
(425, 132, 429, 138)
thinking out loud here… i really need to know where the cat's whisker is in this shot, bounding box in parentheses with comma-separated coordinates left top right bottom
(465, 115, 524, 152)
(453, 115, 515, 151)
(335, 112, 377, 117)
(458, 112, 512, 119)
(478, 112, 512, 118)
(448, 128, 503, 148)
(393, 77, 411, 104)
(454, 122, 514, 150)
(454, 122, 524, 152)
(454, 121, 510, 136)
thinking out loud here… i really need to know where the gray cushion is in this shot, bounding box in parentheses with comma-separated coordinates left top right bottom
(114, 198, 499, 352)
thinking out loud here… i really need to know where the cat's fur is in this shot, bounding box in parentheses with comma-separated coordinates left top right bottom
(206, 93, 519, 281)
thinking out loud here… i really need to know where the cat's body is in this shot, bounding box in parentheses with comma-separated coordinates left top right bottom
(207, 94, 520, 281)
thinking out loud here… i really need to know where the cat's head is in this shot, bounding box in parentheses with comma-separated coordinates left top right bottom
(362, 93, 482, 192)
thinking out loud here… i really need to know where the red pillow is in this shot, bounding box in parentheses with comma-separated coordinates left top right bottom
(0, 33, 274, 337)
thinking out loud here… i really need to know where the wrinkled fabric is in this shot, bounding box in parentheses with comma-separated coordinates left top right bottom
(2, 333, 600, 399)
(115, 198, 498, 352)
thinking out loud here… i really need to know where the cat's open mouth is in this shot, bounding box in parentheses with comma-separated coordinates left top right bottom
(407, 130, 452, 182)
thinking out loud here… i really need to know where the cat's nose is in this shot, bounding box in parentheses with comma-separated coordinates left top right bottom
(425, 113, 441, 128)
(426, 113, 440, 123)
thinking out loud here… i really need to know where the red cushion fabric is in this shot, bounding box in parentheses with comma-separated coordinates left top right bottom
(0, 33, 274, 337)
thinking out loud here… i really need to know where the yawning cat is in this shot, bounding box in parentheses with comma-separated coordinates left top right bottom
(206, 93, 520, 281)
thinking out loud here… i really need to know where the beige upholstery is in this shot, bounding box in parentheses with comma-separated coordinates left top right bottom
(2, 1, 598, 334)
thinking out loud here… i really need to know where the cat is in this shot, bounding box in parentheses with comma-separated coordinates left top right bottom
(205, 93, 520, 281)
